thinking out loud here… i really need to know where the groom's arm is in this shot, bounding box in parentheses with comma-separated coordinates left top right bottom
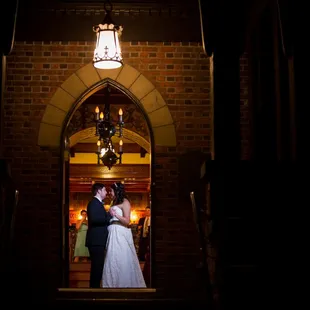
(106, 211, 112, 223)
(87, 201, 110, 226)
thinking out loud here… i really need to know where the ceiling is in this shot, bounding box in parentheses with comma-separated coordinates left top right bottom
(15, 0, 201, 41)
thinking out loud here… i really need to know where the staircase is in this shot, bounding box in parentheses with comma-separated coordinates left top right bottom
(55, 288, 209, 307)
(65, 263, 209, 307)
(69, 262, 90, 288)
(65, 260, 209, 306)
(69, 261, 146, 288)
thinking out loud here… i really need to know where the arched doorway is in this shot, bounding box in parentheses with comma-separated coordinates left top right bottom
(66, 81, 153, 287)
(37, 63, 177, 288)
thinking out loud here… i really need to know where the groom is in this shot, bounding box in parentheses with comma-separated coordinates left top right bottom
(86, 183, 112, 288)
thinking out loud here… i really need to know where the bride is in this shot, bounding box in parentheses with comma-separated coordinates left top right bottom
(102, 182, 146, 288)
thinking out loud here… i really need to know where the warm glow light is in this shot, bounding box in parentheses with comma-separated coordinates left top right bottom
(130, 211, 138, 223)
(118, 108, 123, 122)
(93, 23, 123, 70)
(100, 112, 104, 119)
(119, 139, 123, 152)
(100, 147, 107, 156)
(95, 106, 99, 114)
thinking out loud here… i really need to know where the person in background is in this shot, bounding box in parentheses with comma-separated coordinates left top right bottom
(137, 206, 151, 261)
(73, 209, 90, 262)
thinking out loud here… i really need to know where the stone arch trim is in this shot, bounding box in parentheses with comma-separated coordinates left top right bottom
(38, 63, 176, 148)
(70, 127, 151, 153)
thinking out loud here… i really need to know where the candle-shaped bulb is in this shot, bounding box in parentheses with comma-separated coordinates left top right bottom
(119, 108, 123, 122)
(119, 139, 123, 152)
(100, 112, 104, 120)
(95, 106, 99, 120)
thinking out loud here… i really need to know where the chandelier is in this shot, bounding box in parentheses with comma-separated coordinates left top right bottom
(95, 86, 124, 170)
(93, 0, 123, 70)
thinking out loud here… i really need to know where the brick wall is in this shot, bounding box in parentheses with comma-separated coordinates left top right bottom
(3, 41, 249, 294)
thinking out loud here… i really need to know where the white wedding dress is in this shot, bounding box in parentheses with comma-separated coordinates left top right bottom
(102, 205, 146, 288)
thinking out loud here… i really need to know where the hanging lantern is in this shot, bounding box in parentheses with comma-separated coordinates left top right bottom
(93, 2, 123, 70)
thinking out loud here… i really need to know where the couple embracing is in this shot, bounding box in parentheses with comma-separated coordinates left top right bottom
(85, 182, 146, 288)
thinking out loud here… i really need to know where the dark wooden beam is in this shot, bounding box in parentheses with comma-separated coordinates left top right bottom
(70, 181, 149, 193)
(59, 0, 190, 5)
(70, 163, 150, 179)
(71, 142, 145, 154)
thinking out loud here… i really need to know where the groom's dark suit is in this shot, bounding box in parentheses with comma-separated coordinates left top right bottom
(86, 197, 111, 288)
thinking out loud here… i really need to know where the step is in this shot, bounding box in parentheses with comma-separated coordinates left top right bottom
(69, 280, 89, 288)
(70, 263, 91, 271)
(58, 287, 158, 299)
(70, 272, 89, 281)
(55, 298, 205, 306)
(69, 262, 144, 271)
(56, 288, 210, 306)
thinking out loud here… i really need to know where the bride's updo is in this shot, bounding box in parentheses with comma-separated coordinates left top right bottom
(111, 182, 128, 204)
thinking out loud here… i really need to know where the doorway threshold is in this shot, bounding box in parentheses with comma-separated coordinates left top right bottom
(58, 288, 156, 293)
(57, 287, 158, 299)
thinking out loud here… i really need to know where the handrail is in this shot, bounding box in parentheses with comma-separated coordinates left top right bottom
(190, 191, 214, 308)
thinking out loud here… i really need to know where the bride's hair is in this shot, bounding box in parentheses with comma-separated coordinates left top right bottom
(111, 182, 128, 204)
